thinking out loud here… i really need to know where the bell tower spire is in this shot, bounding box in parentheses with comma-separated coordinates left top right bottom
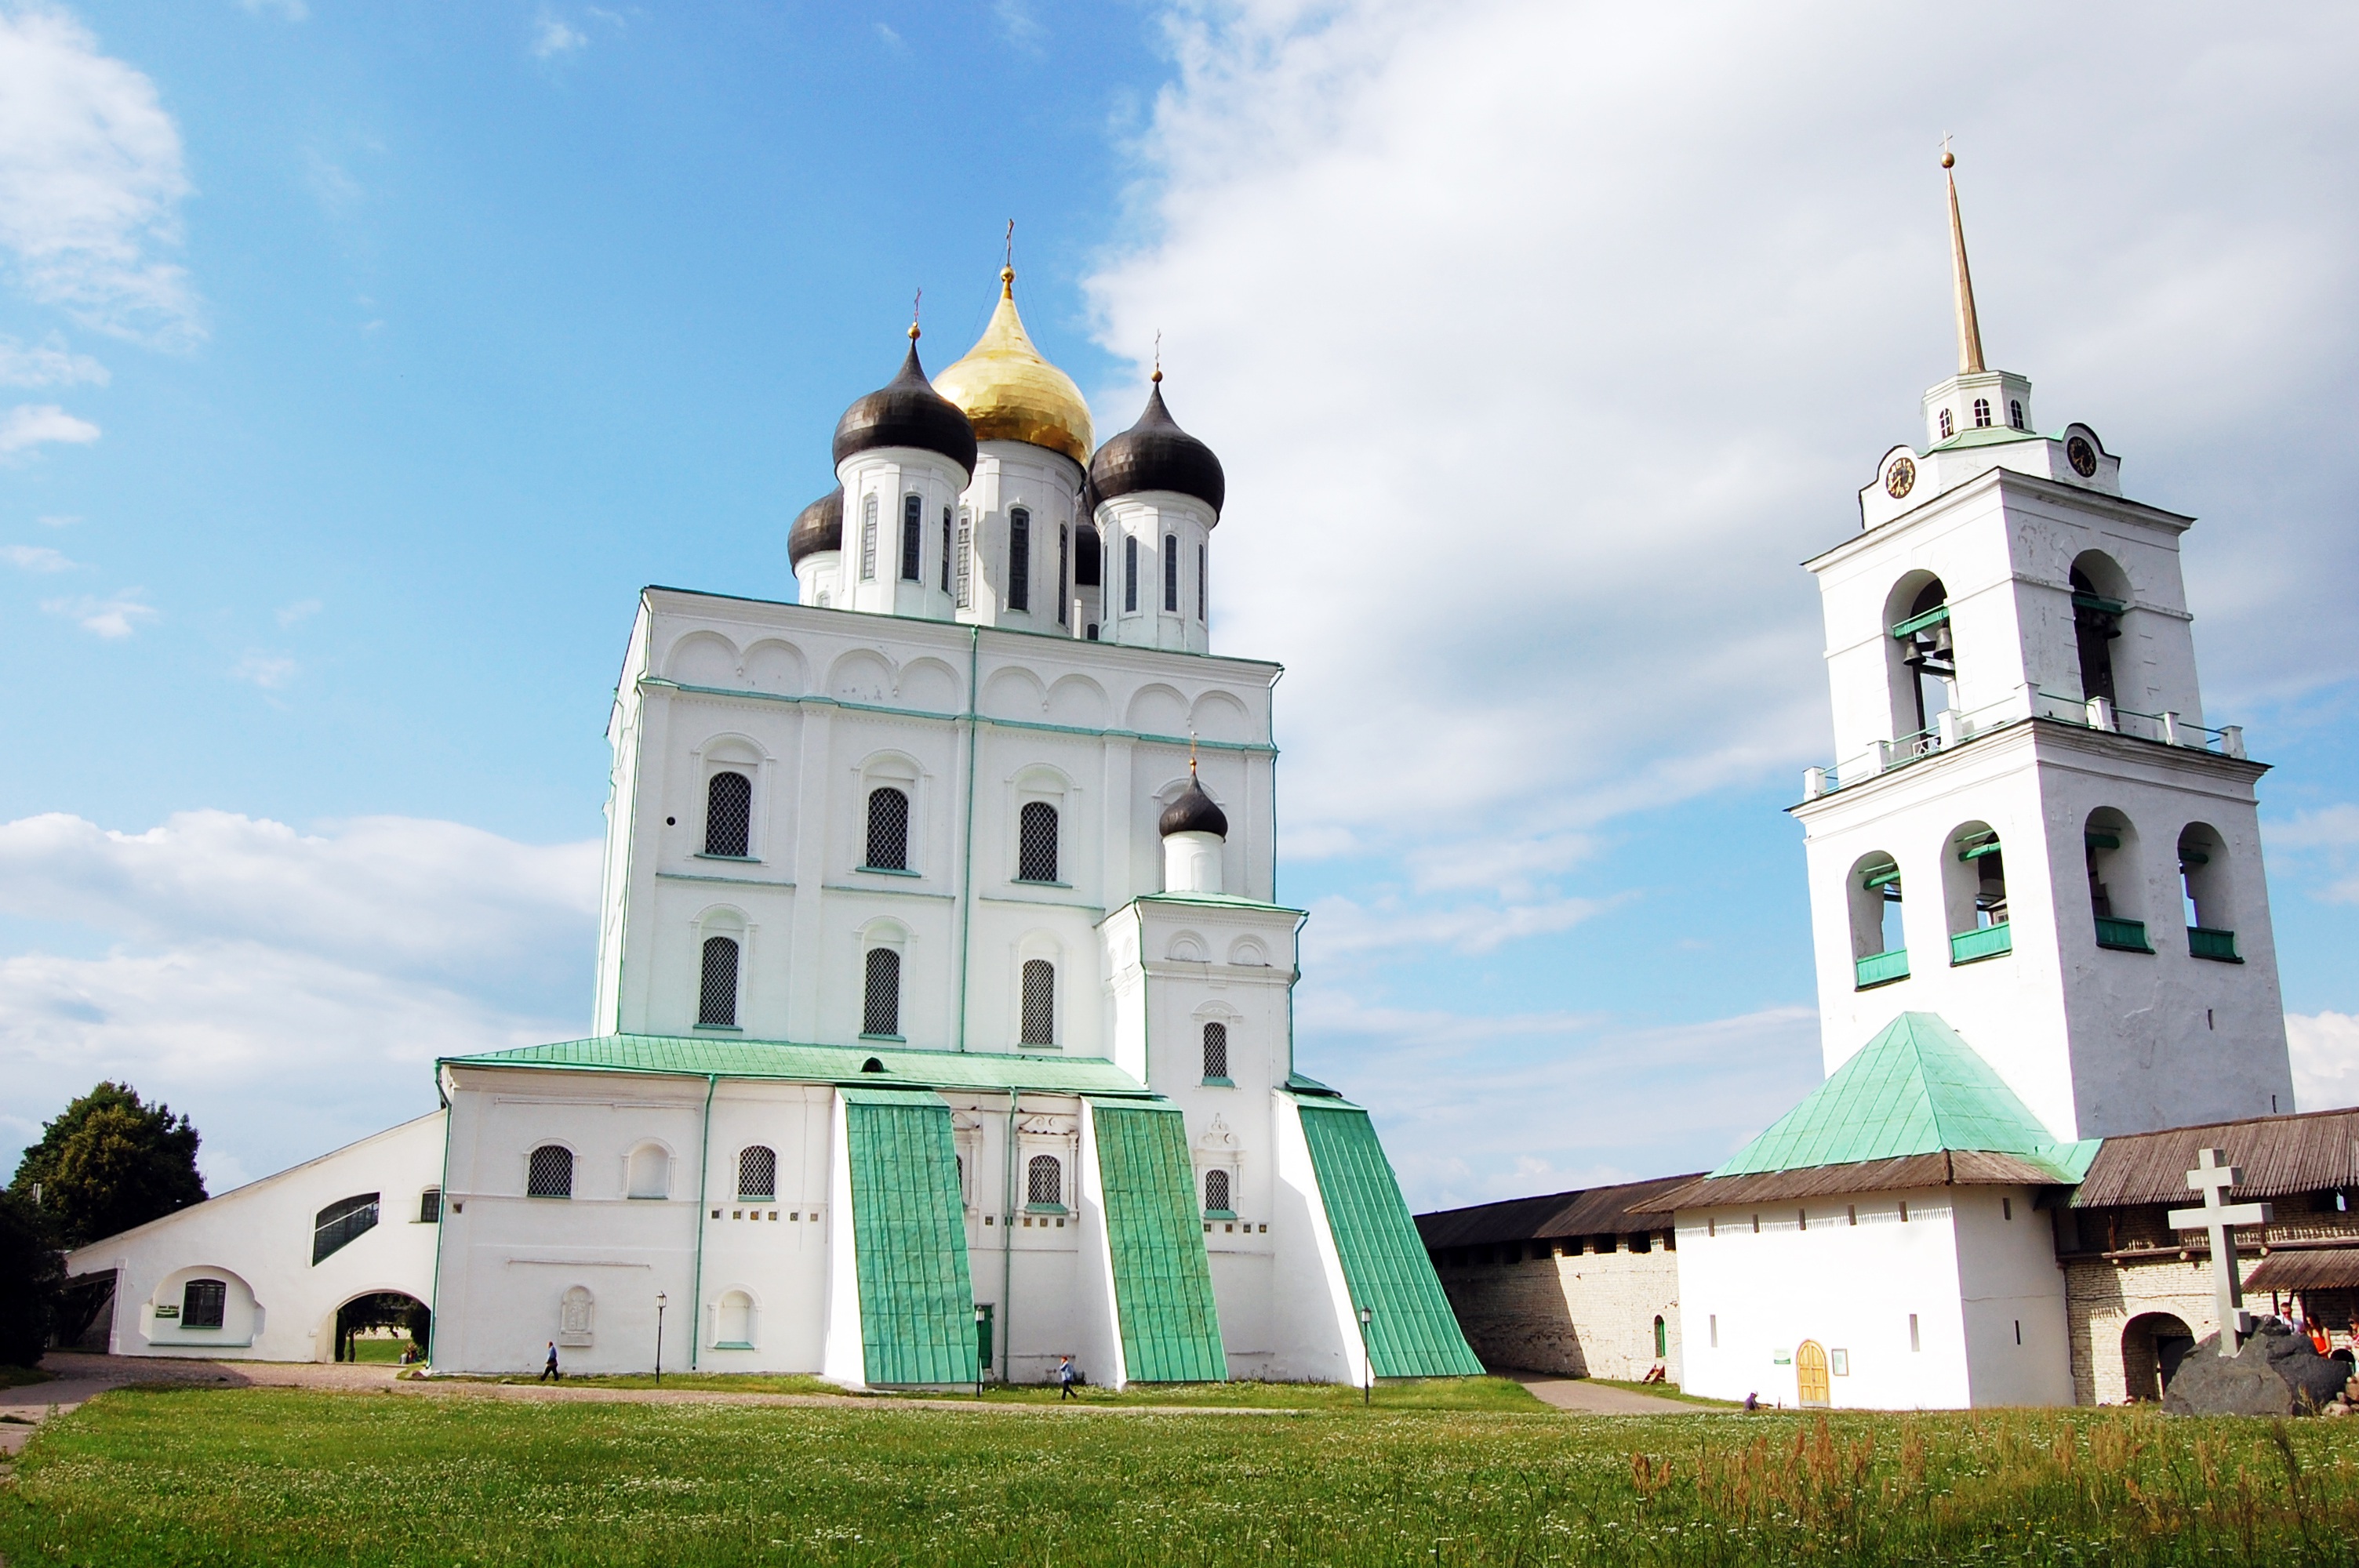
(1943, 143, 1986, 375)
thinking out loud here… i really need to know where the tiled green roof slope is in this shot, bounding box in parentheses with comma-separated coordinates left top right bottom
(1089, 1102, 1227, 1383)
(1712, 1012, 2081, 1180)
(444, 1034, 1150, 1097)
(841, 1087, 978, 1386)
(1296, 1103, 1484, 1378)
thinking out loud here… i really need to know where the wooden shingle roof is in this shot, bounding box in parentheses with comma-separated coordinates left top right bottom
(1412, 1173, 1704, 1250)
(2067, 1106, 2359, 1209)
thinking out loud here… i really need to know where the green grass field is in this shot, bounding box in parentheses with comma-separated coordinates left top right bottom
(8, 1385, 2359, 1565)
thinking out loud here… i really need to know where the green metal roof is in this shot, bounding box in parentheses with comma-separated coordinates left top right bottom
(1296, 1103, 1484, 1379)
(1089, 1101, 1227, 1383)
(442, 1033, 1152, 1097)
(841, 1089, 979, 1386)
(1712, 1012, 2081, 1180)
(1134, 892, 1308, 917)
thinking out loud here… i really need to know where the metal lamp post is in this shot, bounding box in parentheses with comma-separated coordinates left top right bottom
(655, 1291, 667, 1387)
(1358, 1305, 1374, 1407)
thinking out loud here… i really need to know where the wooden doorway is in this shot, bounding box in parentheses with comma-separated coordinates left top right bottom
(1795, 1340, 1830, 1407)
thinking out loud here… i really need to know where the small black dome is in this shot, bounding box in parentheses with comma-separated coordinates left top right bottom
(1088, 379, 1223, 517)
(831, 336, 977, 476)
(1158, 774, 1229, 840)
(787, 485, 844, 567)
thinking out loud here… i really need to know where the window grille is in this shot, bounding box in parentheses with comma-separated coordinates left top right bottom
(698, 935, 740, 1027)
(863, 947, 901, 1037)
(865, 786, 910, 870)
(311, 1192, 380, 1265)
(182, 1278, 227, 1329)
(1198, 544, 1206, 621)
(901, 493, 922, 581)
(418, 1188, 442, 1224)
(1057, 524, 1069, 626)
(1164, 534, 1179, 611)
(1972, 397, 1991, 427)
(860, 495, 878, 580)
(1020, 958, 1055, 1045)
(1201, 1021, 1228, 1080)
(527, 1144, 574, 1198)
(955, 511, 972, 607)
(703, 771, 751, 857)
(1016, 801, 1059, 883)
(1204, 1167, 1230, 1214)
(1027, 1154, 1062, 1207)
(1124, 535, 1138, 612)
(738, 1145, 777, 1202)
(1008, 507, 1031, 612)
(940, 507, 952, 592)
(2008, 398, 2025, 430)
(1938, 408, 1954, 438)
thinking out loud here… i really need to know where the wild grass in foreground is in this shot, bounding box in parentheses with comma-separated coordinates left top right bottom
(7, 1386, 2359, 1564)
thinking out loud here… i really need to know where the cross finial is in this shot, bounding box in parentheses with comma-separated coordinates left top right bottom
(1153, 330, 1163, 385)
(1940, 131, 1954, 170)
(909, 288, 921, 341)
(1001, 220, 1016, 297)
(1188, 729, 1198, 779)
(1942, 140, 1985, 374)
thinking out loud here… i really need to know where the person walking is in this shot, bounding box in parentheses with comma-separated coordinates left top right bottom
(541, 1341, 562, 1382)
(1056, 1355, 1078, 1400)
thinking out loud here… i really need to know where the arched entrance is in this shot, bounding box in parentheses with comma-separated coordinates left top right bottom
(1795, 1340, 1830, 1408)
(330, 1291, 430, 1365)
(2121, 1312, 2194, 1403)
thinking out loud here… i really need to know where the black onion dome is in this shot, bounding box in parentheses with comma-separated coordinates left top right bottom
(787, 485, 845, 567)
(1087, 379, 1224, 517)
(831, 336, 977, 475)
(1158, 774, 1229, 840)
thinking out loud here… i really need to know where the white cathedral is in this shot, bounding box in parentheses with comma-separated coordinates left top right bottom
(64, 264, 1483, 1388)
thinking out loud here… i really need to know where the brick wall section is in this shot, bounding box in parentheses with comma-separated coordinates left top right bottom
(1434, 1238, 1681, 1382)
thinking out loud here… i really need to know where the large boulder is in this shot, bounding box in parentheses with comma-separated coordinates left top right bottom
(2164, 1324, 2349, 1417)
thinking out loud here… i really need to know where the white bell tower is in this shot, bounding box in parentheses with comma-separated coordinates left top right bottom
(1790, 154, 2294, 1143)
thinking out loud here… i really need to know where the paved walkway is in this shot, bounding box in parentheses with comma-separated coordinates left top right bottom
(1504, 1370, 1710, 1415)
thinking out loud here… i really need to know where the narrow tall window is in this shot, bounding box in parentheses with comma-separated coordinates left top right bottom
(940, 506, 953, 593)
(1198, 544, 1206, 622)
(1972, 397, 1991, 428)
(737, 1145, 777, 1203)
(703, 771, 751, 858)
(312, 1193, 380, 1265)
(863, 947, 900, 1036)
(1164, 533, 1179, 612)
(182, 1279, 227, 1330)
(418, 1188, 442, 1224)
(1938, 408, 1954, 439)
(1124, 535, 1138, 612)
(1057, 524, 1069, 626)
(2008, 398, 2025, 430)
(1016, 802, 1059, 883)
(900, 493, 922, 582)
(1654, 1316, 1667, 1358)
(1020, 959, 1055, 1046)
(1204, 1167, 1231, 1215)
(865, 786, 910, 870)
(1201, 1021, 1229, 1080)
(955, 510, 972, 608)
(527, 1144, 574, 1198)
(698, 936, 740, 1027)
(860, 495, 878, 580)
(1008, 507, 1031, 612)
(1027, 1154, 1062, 1207)
(2070, 566, 2121, 703)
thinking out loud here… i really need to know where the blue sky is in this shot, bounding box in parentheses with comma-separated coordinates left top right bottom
(5, 1, 2358, 1207)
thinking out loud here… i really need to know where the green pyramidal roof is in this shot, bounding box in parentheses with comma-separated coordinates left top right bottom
(1713, 1012, 2090, 1180)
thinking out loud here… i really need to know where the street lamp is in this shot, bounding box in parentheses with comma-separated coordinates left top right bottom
(974, 1305, 988, 1400)
(655, 1291, 668, 1387)
(1357, 1305, 1374, 1407)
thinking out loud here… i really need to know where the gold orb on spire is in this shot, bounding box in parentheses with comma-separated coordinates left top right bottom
(932, 266, 1095, 466)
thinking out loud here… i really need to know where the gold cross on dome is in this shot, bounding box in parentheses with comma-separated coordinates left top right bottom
(2167, 1147, 2274, 1356)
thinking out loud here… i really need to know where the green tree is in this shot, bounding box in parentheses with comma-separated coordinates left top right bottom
(0, 1189, 64, 1366)
(10, 1082, 207, 1250)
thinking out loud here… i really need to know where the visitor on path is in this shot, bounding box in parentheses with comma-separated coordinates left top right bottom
(1743, 1391, 1758, 1412)
(1057, 1356, 1077, 1399)
(541, 1342, 561, 1382)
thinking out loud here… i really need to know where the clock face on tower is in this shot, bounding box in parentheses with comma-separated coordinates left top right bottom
(2066, 436, 2098, 477)
(1885, 456, 1916, 499)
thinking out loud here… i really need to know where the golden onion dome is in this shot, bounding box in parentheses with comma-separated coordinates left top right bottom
(932, 267, 1094, 466)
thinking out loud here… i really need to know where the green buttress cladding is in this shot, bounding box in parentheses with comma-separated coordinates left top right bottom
(1089, 1102, 1227, 1383)
(841, 1088, 979, 1386)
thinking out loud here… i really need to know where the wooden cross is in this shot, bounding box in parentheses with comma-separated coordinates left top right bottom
(2166, 1147, 2274, 1356)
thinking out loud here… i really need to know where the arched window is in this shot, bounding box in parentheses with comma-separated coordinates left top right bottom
(1972, 397, 1991, 427)
(717, 1289, 755, 1348)
(1056, 524, 1070, 626)
(1654, 1315, 1668, 1358)
(182, 1278, 227, 1329)
(311, 1192, 380, 1265)
(1124, 534, 1138, 612)
(1027, 1154, 1063, 1209)
(940, 506, 953, 593)
(1198, 543, 1206, 622)
(859, 494, 878, 580)
(1938, 408, 1955, 439)
(703, 771, 751, 858)
(863, 946, 902, 1037)
(1850, 853, 1907, 989)
(2086, 808, 2151, 952)
(1020, 958, 1055, 1046)
(1204, 1167, 1232, 1216)
(1008, 506, 1031, 612)
(2179, 824, 2238, 960)
(1946, 825, 2011, 965)
(527, 1144, 574, 1198)
(698, 936, 740, 1028)
(418, 1187, 442, 1224)
(627, 1145, 669, 1200)
(865, 786, 910, 870)
(2070, 559, 2124, 704)
(954, 508, 972, 607)
(2008, 398, 2026, 430)
(1016, 802, 1059, 883)
(1890, 577, 1955, 739)
(900, 493, 923, 582)
(738, 1145, 777, 1203)
(1201, 1021, 1229, 1081)
(1162, 533, 1179, 611)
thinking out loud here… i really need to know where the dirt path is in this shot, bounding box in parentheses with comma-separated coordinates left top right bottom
(1503, 1370, 1712, 1415)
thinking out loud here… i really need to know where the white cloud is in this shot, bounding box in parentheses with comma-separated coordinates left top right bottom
(874, 22, 903, 49)
(2290, 1011, 2359, 1112)
(231, 650, 296, 688)
(0, 811, 601, 1183)
(1303, 887, 1615, 959)
(531, 12, 587, 58)
(0, 332, 106, 386)
(274, 596, 322, 626)
(37, 511, 78, 527)
(0, 5, 202, 346)
(237, 0, 308, 19)
(41, 586, 152, 637)
(0, 401, 98, 454)
(3, 542, 72, 571)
